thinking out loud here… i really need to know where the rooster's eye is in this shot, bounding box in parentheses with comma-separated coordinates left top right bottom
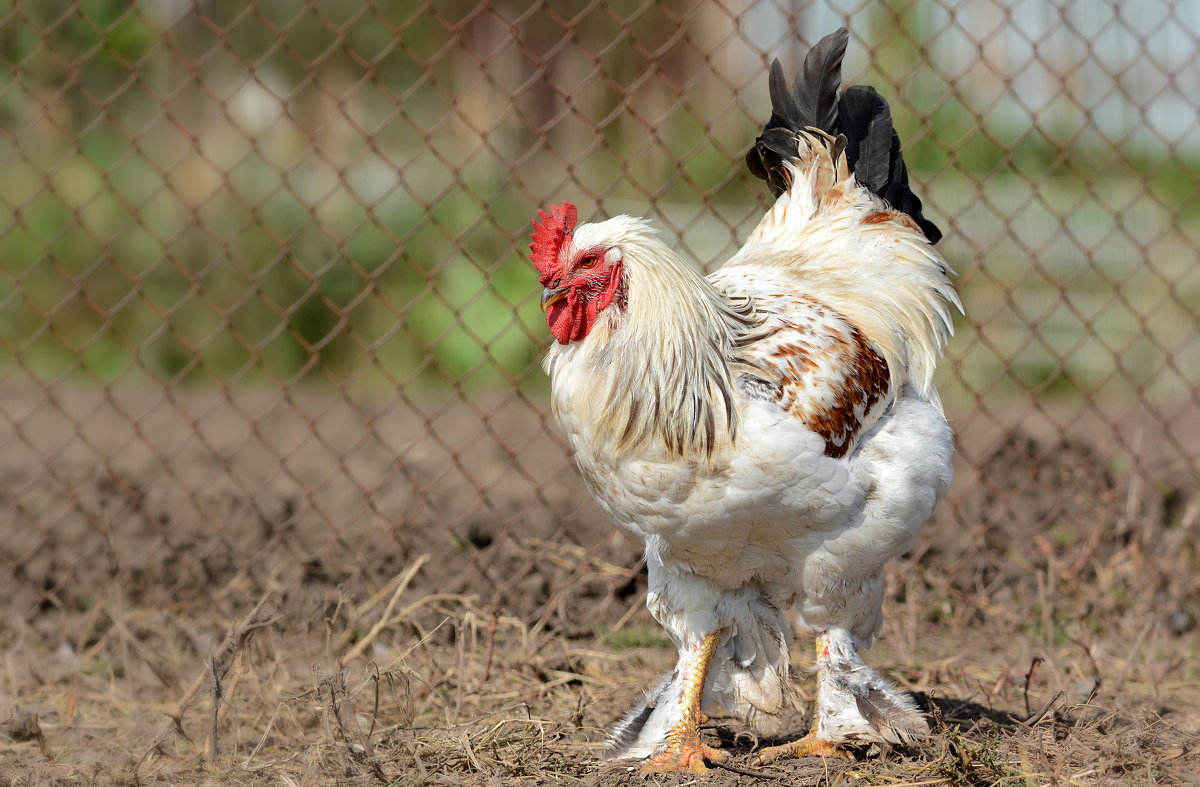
(578, 255, 598, 269)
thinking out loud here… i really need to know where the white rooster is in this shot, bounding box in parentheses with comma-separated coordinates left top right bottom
(529, 29, 960, 773)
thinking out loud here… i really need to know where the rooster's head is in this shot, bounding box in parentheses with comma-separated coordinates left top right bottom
(529, 201, 625, 345)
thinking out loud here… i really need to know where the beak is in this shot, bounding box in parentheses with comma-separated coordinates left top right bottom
(540, 285, 569, 312)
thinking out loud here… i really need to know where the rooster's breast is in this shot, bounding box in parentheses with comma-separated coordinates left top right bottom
(559, 387, 869, 590)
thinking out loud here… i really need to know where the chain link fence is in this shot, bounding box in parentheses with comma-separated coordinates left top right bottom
(1, 0, 1198, 621)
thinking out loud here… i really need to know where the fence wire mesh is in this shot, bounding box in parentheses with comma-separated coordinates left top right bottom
(1, 0, 1198, 624)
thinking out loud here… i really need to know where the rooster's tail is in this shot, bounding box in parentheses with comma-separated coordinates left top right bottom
(744, 27, 941, 244)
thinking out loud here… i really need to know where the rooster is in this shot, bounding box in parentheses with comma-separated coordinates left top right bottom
(529, 28, 960, 773)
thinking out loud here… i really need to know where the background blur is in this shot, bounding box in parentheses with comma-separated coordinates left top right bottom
(3, 3, 1199, 781)
(1, 0, 1198, 610)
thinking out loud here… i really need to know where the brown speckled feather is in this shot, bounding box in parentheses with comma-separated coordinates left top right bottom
(734, 294, 893, 459)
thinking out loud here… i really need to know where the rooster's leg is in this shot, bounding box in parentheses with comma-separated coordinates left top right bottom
(755, 628, 928, 764)
(752, 632, 844, 764)
(640, 628, 726, 774)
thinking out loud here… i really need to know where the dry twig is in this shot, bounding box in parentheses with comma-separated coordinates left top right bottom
(341, 553, 430, 664)
(132, 591, 279, 776)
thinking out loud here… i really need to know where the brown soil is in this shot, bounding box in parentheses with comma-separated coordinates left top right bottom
(1, 388, 1197, 785)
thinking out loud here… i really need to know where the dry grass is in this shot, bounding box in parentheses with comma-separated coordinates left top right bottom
(1, 400, 1198, 785)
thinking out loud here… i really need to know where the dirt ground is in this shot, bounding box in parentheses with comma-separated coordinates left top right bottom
(1, 388, 1198, 785)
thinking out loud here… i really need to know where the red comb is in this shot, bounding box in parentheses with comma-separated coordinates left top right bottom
(529, 201, 577, 279)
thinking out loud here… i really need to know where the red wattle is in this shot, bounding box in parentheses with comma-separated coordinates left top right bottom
(546, 296, 583, 345)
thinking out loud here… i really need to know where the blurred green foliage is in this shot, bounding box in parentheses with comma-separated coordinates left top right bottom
(0, 0, 1195, 404)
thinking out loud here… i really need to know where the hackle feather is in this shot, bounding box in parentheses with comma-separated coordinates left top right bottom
(543, 217, 765, 459)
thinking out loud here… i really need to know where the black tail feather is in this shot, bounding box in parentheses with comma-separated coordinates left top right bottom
(746, 28, 847, 197)
(767, 28, 847, 138)
(745, 28, 943, 244)
(838, 85, 941, 243)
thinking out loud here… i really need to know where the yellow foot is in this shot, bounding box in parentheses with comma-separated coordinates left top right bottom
(641, 737, 727, 774)
(752, 734, 848, 766)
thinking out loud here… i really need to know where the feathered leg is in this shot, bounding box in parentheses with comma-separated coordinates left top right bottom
(753, 633, 844, 763)
(754, 629, 926, 764)
(639, 627, 727, 774)
(604, 555, 733, 770)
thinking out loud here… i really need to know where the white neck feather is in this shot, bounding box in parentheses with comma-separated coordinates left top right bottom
(543, 217, 756, 458)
